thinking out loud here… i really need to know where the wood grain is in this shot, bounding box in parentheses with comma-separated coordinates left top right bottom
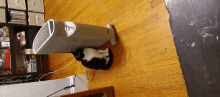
(44, 0, 188, 96)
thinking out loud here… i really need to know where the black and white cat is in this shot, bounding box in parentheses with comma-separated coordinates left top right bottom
(71, 48, 113, 70)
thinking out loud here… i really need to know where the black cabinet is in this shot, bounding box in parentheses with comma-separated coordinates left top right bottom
(0, 0, 47, 85)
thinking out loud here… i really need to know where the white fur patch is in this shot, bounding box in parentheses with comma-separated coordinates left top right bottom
(105, 57, 109, 65)
(82, 48, 110, 65)
(82, 48, 103, 61)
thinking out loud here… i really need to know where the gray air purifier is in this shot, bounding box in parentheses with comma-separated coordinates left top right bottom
(33, 19, 117, 54)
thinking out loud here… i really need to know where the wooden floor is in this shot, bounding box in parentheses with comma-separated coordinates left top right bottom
(44, 0, 188, 96)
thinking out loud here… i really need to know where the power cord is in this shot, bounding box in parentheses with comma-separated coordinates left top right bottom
(35, 74, 43, 82)
(51, 68, 96, 82)
(37, 57, 96, 93)
(88, 69, 95, 81)
(47, 74, 77, 97)
(38, 58, 75, 82)
(83, 66, 95, 82)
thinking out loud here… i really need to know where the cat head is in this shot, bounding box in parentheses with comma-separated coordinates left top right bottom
(71, 48, 84, 61)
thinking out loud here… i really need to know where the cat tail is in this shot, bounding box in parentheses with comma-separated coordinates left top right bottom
(103, 48, 113, 70)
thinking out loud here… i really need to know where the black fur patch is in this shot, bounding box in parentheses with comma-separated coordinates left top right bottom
(81, 57, 107, 70)
(71, 48, 84, 61)
(71, 48, 114, 70)
(103, 48, 113, 70)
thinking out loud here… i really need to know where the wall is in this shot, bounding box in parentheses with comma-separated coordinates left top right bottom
(0, 74, 88, 97)
(73, 73, 89, 93)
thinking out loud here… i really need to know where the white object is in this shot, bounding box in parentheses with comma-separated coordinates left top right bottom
(28, 0, 44, 13)
(31, 63, 37, 72)
(0, 74, 88, 97)
(25, 49, 34, 54)
(71, 74, 89, 93)
(38, 58, 75, 81)
(0, 37, 10, 42)
(8, 0, 26, 10)
(17, 33, 20, 40)
(30, 58, 36, 62)
(0, 8, 6, 23)
(33, 19, 117, 54)
(1, 42, 10, 47)
(0, 58, 3, 66)
(28, 12, 45, 26)
(26, 62, 32, 73)
(20, 31, 26, 47)
(0, 0, 6, 7)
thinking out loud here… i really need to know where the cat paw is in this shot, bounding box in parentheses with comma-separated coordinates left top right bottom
(105, 57, 110, 65)
(98, 48, 109, 54)
(101, 52, 109, 57)
(105, 48, 110, 53)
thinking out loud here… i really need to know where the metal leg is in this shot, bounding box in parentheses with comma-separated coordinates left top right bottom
(107, 24, 117, 45)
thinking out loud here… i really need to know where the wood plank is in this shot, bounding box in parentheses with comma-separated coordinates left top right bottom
(44, 0, 188, 97)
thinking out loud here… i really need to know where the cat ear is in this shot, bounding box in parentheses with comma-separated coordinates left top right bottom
(70, 51, 75, 54)
(71, 51, 77, 57)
